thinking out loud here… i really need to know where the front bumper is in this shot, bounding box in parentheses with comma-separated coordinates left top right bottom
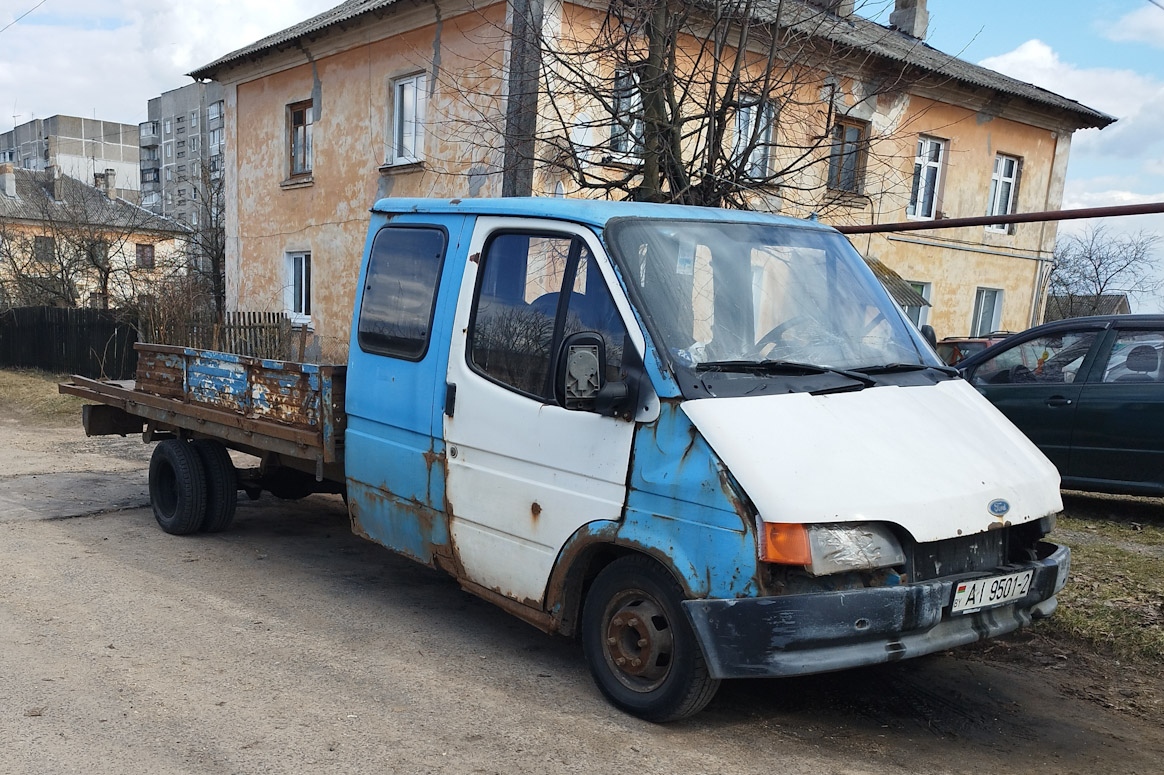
(683, 541, 1070, 680)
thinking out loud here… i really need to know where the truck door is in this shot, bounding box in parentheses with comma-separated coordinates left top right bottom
(443, 218, 644, 605)
(344, 214, 470, 566)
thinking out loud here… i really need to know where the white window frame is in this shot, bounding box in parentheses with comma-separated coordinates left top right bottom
(971, 287, 1003, 337)
(190, 110, 199, 129)
(904, 281, 931, 327)
(734, 98, 776, 178)
(391, 73, 428, 165)
(285, 251, 312, 325)
(209, 101, 223, 122)
(610, 69, 643, 155)
(987, 154, 1021, 232)
(907, 136, 946, 219)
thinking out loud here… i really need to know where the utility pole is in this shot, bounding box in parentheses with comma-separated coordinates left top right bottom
(501, 0, 544, 197)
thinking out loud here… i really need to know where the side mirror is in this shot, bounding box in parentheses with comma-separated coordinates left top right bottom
(556, 332, 635, 418)
(920, 324, 938, 349)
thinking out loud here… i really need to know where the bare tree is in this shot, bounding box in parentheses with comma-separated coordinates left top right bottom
(0, 170, 187, 310)
(460, 0, 927, 213)
(1046, 224, 1161, 319)
(184, 160, 228, 316)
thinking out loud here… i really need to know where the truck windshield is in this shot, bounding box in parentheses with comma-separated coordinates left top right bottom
(604, 219, 937, 382)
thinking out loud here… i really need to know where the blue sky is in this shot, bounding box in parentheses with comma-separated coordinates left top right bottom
(1, 0, 1162, 304)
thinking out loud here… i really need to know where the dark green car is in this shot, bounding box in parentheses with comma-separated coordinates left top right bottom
(957, 314, 1164, 496)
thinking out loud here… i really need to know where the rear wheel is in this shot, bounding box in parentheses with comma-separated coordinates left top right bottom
(192, 440, 237, 533)
(148, 439, 207, 535)
(581, 555, 720, 722)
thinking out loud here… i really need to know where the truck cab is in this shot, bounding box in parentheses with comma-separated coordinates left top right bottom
(342, 198, 1067, 721)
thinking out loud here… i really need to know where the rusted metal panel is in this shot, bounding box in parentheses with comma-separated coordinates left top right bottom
(132, 344, 346, 446)
(60, 374, 343, 467)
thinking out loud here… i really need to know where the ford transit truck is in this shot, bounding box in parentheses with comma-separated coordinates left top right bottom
(62, 197, 1068, 721)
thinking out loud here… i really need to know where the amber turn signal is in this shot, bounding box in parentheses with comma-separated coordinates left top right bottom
(757, 521, 811, 565)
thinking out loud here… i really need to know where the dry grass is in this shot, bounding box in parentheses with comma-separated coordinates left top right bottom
(1045, 514, 1164, 662)
(0, 368, 90, 425)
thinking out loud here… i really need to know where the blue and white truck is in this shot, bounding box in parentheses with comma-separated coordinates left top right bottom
(63, 198, 1069, 721)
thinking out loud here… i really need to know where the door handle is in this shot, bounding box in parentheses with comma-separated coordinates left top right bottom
(1045, 395, 1072, 407)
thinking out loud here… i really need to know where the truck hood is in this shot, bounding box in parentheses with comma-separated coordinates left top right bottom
(681, 379, 1062, 543)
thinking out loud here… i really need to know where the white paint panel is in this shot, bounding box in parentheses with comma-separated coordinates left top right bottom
(444, 217, 638, 604)
(682, 379, 1062, 543)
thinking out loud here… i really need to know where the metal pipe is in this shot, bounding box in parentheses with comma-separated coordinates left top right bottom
(835, 201, 1164, 234)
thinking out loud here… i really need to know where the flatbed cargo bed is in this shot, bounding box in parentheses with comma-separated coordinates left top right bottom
(60, 343, 346, 475)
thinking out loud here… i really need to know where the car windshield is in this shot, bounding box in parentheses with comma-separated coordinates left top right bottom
(604, 219, 936, 377)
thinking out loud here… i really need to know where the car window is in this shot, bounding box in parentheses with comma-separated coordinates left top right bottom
(1101, 330, 1164, 383)
(970, 331, 1098, 386)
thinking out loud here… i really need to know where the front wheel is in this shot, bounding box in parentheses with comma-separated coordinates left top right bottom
(581, 555, 720, 722)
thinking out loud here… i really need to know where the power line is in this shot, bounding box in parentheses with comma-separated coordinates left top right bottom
(1149, 0, 1164, 12)
(0, 0, 51, 37)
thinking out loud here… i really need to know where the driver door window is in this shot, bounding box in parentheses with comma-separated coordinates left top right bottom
(469, 232, 629, 403)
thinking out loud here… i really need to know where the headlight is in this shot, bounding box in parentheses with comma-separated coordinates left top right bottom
(758, 520, 905, 576)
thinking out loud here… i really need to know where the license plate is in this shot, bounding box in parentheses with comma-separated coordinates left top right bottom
(951, 570, 1033, 614)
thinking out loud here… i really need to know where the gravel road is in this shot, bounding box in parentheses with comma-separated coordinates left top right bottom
(2, 416, 1162, 774)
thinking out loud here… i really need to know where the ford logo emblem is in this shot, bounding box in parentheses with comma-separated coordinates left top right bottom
(988, 499, 1010, 517)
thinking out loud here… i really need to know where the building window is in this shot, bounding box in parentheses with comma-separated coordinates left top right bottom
(136, 243, 155, 269)
(163, 119, 172, 135)
(209, 101, 223, 122)
(971, 287, 1003, 337)
(286, 251, 312, 322)
(165, 167, 173, 182)
(190, 110, 199, 128)
(987, 154, 1021, 232)
(141, 168, 159, 184)
(87, 240, 109, 268)
(903, 281, 931, 327)
(734, 98, 776, 178)
(165, 142, 173, 160)
(190, 135, 200, 153)
(34, 235, 54, 264)
(209, 128, 223, 151)
(142, 191, 161, 209)
(827, 118, 868, 193)
(610, 69, 643, 155)
(908, 136, 945, 219)
(358, 227, 447, 360)
(392, 73, 427, 164)
(288, 101, 313, 177)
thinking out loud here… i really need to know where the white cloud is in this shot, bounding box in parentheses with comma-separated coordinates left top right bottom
(0, 0, 338, 126)
(979, 40, 1164, 168)
(1101, 6, 1164, 49)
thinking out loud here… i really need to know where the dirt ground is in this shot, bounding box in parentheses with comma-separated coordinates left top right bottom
(2, 399, 1163, 774)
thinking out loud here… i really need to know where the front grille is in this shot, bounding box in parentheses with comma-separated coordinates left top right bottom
(908, 530, 1006, 581)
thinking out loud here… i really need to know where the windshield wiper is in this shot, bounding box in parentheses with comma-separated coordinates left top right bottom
(853, 362, 959, 377)
(697, 359, 877, 387)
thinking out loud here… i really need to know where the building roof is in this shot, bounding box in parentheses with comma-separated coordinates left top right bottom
(0, 168, 186, 236)
(189, 0, 1112, 129)
(1044, 293, 1132, 322)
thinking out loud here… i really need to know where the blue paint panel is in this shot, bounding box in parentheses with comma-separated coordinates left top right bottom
(343, 212, 471, 559)
(619, 403, 760, 599)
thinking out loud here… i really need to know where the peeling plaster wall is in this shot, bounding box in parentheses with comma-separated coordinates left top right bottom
(222, 3, 509, 354)
(851, 98, 1070, 338)
(219, 0, 1083, 351)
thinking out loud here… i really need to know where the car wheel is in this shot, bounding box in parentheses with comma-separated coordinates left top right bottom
(148, 439, 207, 535)
(581, 555, 720, 722)
(192, 440, 237, 533)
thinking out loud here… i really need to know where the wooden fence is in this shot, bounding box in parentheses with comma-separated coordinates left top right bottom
(140, 311, 295, 360)
(0, 306, 138, 379)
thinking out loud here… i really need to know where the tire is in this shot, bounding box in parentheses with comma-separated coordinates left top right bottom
(148, 439, 207, 535)
(192, 440, 237, 533)
(581, 555, 720, 722)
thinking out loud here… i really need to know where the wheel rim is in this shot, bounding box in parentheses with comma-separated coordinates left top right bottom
(601, 588, 675, 693)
